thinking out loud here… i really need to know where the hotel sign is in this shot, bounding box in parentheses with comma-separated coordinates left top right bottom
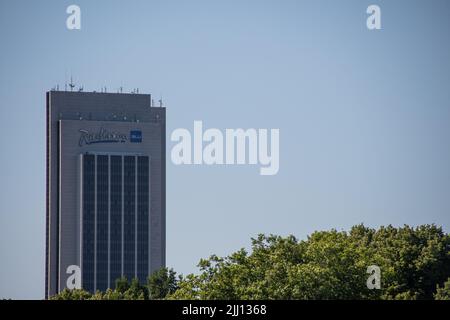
(78, 128, 143, 146)
(130, 130, 142, 143)
(78, 128, 128, 146)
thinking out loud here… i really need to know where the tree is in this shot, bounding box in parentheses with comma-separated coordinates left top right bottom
(115, 276, 129, 294)
(124, 277, 148, 300)
(50, 288, 92, 300)
(435, 278, 450, 300)
(101, 288, 124, 300)
(147, 268, 179, 299)
(169, 225, 450, 300)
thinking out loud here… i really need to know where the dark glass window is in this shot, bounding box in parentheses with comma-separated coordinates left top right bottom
(110, 156, 122, 287)
(137, 156, 149, 283)
(82, 154, 95, 293)
(96, 155, 109, 291)
(123, 156, 136, 281)
(82, 153, 150, 290)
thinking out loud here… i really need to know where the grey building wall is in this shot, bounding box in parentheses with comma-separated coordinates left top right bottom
(46, 91, 166, 298)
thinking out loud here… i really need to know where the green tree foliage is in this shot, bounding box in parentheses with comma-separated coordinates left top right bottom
(50, 224, 450, 300)
(147, 268, 179, 299)
(50, 269, 177, 300)
(124, 277, 148, 300)
(115, 276, 129, 294)
(434, 277, 450, 300)
(50, 288, 92, 300)
(170, 224, 450, 300)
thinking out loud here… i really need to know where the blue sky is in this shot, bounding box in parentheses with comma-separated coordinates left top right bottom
(1, 0, 449, 299)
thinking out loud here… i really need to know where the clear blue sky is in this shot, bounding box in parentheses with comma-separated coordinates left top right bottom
(1, 0, 449, 299)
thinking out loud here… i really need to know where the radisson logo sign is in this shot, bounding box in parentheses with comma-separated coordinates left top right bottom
(79, 128, 128, 146)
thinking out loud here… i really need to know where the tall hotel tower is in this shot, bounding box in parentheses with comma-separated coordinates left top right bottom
(45, 91, 166, 298)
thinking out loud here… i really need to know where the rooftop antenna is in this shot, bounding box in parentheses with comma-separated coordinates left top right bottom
(159, 96, 163, 108)
(120, 86, 123, 93)
(69, 76, 75, 92)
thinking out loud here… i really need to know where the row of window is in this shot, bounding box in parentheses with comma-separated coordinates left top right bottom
(82, 154, 150, 292)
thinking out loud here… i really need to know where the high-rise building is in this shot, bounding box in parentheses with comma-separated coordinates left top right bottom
(45, 91, 165, 298)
